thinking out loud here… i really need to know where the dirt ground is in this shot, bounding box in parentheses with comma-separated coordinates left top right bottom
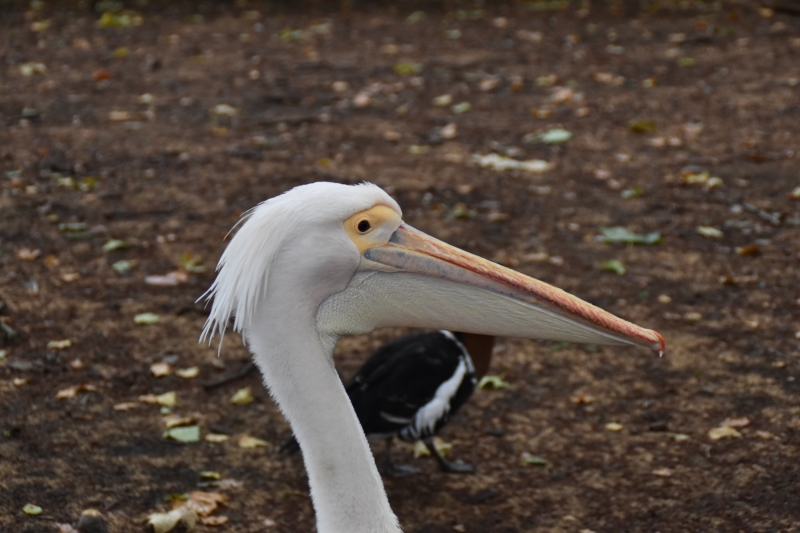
(1, 1, 799, 532)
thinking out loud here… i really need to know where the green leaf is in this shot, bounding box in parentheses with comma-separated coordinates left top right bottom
(620, 188, 643, 199)
(628, 120, 657, 134)
(112, 259, 135, 274)
(679, 57, 696, 67)
(600, 259, 626, 275)
(477, 375, 509, 390)
(394, 62, 423, 75)
(163, 425, 200, 443)
(134, 312, 160, 325)
(522, 453, 548, 466)
(696, 226, 723, 238)
(450, 102, 471, 114)
(600, 227, 662, 245)
(536, 128, 572, 144)
(180, 253, 205, 273)
(103, 239, 128, 252)
(22, 504, 42, 515)
(406, 11, 425, 25)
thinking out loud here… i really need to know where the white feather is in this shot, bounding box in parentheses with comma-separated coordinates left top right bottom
(199, 181, 400, 347)
(403, 358, 468, 440)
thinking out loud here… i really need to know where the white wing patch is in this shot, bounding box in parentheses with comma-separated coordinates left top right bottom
(402, 358, 468, 441)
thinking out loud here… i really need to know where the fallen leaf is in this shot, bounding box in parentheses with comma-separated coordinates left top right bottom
(97, 10, 143, 28)
(708, 426, 742, 440)
(180, 253, 205, 273)
(163, 415, 194, 429)
(394, 62, 423, 75)
(605, 422, 624, 432)
(697, 226, 723, 238)
(179, 491, 228, 517)
(684, 312, 703, 322)
(47, 339, 73, 350)
(135, 313, 160, 325)
(433, 94, 453, 106)
(156, 392, 177, 407)
(151, 362, 172, 377)
(145, 271, 189, 286)
(671, 433, 690, 442)
(790, 186, 800, 199)
(652, 467, 673, 477)
(620, 187, 643, 199)
(109, 111, 132, 122)
(205, 433, 230, 443)
(628, 120, 657, 133)
(535, 128, 572, 144)
(163, 425, 200, 443)
(19, 62, 47, 76)
(230, 387, 254, 405)
(521, 453, 548, 466)
(23, 504, 42, 515)
(600, 227, 662, 245)
(472, 153, 553, 173)
(735, 244, 759, 256)
(263, 518, 277, 527)
(146, 507, 197, 533)
(200, 471, 221, 480)
(721, 416, 750, 428)
(112, 260, 136, 275)
(113, 402, 138, 411)
(451, 102, 472, 114)
(56, 524, 79, 533)
(213, 104, 239, 117)
(56, 384, 97, 399)
(477, 375, 509, 390)
(103, 238, 128, 252)
(239, 435, 270, 448)
(17, 248, 42, 261)
(570, 392, 594, 404)
(13, 377, 29, 386)
(176, 367, 199, 379)
(599, 259, 626, 275)
(201, 516, 228, 526)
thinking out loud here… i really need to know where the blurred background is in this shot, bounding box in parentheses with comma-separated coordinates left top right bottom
(1, 1, 799, 532)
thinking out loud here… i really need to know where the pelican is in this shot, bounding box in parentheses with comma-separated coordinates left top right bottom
(282, 330, 495, 476)
(200, 181, 664, 533)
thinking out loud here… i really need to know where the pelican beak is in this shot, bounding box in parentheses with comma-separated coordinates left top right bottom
(319, 224, 664, 354)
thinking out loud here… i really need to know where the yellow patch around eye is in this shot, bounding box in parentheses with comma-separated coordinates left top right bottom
(344, 205, 401, 253)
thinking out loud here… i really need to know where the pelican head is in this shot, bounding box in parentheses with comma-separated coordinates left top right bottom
(199, 181, 664, 533)
(202, 181, 664, 355)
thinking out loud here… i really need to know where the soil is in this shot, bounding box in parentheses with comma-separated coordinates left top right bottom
(1, 2, 799, 532)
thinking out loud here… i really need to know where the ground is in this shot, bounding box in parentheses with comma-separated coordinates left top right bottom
(1, 1, 799, 532)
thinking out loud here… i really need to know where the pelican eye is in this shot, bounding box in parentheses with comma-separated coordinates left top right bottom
(357, 219, 372, 233)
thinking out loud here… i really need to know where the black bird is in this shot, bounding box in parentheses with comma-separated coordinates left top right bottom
(283, 330, 495, 476)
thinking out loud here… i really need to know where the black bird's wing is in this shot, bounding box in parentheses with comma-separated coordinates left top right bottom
(347, 331, 476, 441)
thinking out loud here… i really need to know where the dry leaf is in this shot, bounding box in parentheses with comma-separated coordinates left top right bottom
(205, 433, 230, 443)
(56, 384, 97, 399)
(176, 367, 199, 379)
(114, 402, 138, 411)
(239, 435, 270, 448)
(605, 422, 624, 432)
(652, 468, 673, 477)
(708, 426, 742, 440)
(47, 339, 73, 350)
(151, 362, 172, 377)
(157, 392, 177, 407)
(146, 507, 197, 533)
(163, 415, 194, 428)
(145, 270, 190, 286)
(721, 416, 750, 428)
(230, 387, 254, 405)
(570, 392, 594, 404)
(178, 491, 228, 517)
(201, 516, 229, 526)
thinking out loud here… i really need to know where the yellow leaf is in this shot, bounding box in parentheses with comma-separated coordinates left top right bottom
(230, 387, 254, 405)
(176, 367, 199, 379)
(205, 433, 230, 443)
(156, 392, 177, 407)
(708, 426, 742, 440)
(239, 435, 270, 448)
